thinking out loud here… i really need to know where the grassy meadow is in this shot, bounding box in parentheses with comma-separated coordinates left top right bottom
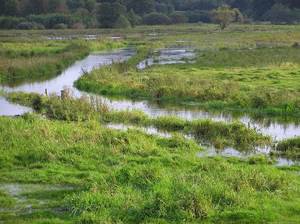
(0, 24, 300, 223)
(69, 24, 300, 117)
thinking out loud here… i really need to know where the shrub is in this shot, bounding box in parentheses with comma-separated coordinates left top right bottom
(143, 12, 171, 25)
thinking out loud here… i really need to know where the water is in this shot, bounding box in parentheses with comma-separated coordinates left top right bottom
(106, 123, 299, 166)
(46, 34, 98, 40)
(137, 48, 196, 70)
(0, 183, 74, 216)
(106, 123, 172, 138)
(0, 48, 299, 154)
(0, 97, 31, 116)
(1, 49, 135, 97)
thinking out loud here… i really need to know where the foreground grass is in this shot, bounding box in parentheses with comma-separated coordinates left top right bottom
(0, 115, 299, 223)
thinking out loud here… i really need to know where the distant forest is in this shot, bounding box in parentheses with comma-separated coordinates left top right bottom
(0, 0, 300, 29)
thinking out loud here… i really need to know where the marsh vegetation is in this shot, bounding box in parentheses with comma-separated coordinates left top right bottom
(0, 24, 300, 223)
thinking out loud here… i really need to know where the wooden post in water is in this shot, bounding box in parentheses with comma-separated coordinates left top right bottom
(45, 88, 48, 96)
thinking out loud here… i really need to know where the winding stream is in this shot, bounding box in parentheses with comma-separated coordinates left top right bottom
(0, 48, 299, 165)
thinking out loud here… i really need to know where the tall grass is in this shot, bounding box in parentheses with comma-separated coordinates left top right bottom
(6, 92, 271, 150)
(274, 137, 300, 159)
(0, 39, 127, 86)
(0, 116, 299, 223)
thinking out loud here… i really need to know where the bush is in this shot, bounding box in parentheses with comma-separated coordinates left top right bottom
(143, 12, 171, 25)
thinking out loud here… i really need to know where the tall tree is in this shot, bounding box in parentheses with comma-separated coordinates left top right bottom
(211, 5, 242, 30)
(252, 0, 275, 20)
(97, 2, 126, 28)
(4, 0, 20, 16)
(127, 0, 155, 15)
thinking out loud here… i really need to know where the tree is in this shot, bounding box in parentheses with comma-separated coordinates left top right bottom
(263, 4, 296, 24)
(127, 9, 141, 27)
(252, 0, 275, 20)
(128, 0, 155, 15)
(0, 0, 5, 15)
(211, 5, 239, 30)
(4, 0, 19, 16)
(85, 0, 96, 12)
(143, 12, 171, 25)
(114, 15, 131, 28)
(169, 12, 188, 24)
(97, 2, 126, 28)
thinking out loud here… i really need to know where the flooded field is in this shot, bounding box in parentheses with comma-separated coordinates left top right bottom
(1, 49, 299, 140)
(1, 48, 299, 165)
(1, 24, 300, 223)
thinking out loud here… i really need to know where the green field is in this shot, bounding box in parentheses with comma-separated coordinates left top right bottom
(0, 24, 300, 223)
(75, 25, 300, 117)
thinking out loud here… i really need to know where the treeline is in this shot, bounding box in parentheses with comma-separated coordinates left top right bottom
(0, 0, 300, 29)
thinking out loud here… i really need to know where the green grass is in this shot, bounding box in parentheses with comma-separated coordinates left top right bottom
(0, 116, 299, 223)
(73, 24, 300, 118)
(0, 38, 126, 86)
(6, 92, 271, 151)
(273, 137, 300, 159)
(1, 24, 300, 223)
(76, 46, 300, 118)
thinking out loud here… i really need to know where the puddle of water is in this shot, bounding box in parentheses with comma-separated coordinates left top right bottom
(0, 97, 32, 116)
(0, 183, 74, 216)
(95, 98, 300, 140)
(197, 145, 299, 166)
(46, 34, 98, 40)
(106, 123, 298, 166)
(137, 48, 196, 70)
